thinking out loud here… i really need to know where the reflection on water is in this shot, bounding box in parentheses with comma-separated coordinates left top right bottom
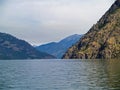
(0, 59, 120, 90)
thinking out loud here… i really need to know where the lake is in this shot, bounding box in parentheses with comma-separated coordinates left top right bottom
(0, 59, 120, 90)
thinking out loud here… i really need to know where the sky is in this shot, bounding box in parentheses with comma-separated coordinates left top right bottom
(0, 0, 115, 45)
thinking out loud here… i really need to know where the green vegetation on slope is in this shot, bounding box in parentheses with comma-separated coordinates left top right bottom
(0, 32, 55, 59)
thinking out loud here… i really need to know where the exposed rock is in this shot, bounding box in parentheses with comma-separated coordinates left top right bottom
(63, 0, 120, 59)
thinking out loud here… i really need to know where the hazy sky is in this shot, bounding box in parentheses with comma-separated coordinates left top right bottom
(0, 0, 115, 45)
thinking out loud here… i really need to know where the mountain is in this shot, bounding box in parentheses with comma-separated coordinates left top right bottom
(63, 0, 120, 59)
(0, 32, 55, 59)
(36, 34, 83, 58)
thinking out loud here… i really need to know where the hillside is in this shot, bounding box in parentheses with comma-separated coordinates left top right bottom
(63, 0, 120, 59)
(36, 34, 83, 58)
(0, 32, 55, 59)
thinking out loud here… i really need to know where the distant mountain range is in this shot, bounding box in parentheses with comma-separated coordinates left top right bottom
(1, 1, 120, 60)
(0, 32, 55, 59)
(36, 34, 83, 58)
(63, 0, 120, 59)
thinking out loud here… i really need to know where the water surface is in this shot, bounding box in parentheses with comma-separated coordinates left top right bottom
(0, 59, 120, 90)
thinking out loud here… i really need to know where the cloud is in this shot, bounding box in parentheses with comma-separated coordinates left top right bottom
(0, 0, 115, 45)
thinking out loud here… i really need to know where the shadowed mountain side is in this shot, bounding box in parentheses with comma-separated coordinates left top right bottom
(36, 34, 83, 58)
(0, 32, 55, 59)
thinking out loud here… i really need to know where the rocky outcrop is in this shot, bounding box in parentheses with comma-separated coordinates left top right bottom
(63, 0, 120, 59)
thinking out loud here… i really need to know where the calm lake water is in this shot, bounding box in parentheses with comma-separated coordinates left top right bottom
(0, 59, 120, 90)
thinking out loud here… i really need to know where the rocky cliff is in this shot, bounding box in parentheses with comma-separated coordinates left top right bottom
(63, 0, 120, 59)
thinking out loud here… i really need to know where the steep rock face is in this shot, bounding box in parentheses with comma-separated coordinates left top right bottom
(0, 32, 55, 59)
(36, 34, 83, 58)
(63, 0, 120, 59)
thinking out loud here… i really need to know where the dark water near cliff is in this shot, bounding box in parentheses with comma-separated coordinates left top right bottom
(0, 59, 120, 90)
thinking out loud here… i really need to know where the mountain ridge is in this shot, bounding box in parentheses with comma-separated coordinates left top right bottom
(0, 32, 55, 59)
(63, 0, 120, 59)
(36, 34, 83, 58)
